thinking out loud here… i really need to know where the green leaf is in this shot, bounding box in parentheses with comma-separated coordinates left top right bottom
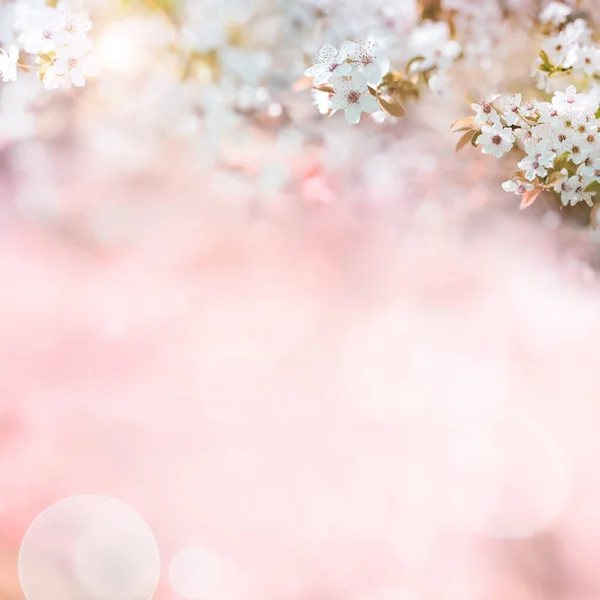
(539, 50, 552, 70)
(545, 170, 564, 187)
(595, 106, 600, 120)
(553, 152, 578, 174)
(585, 181, 600, 193)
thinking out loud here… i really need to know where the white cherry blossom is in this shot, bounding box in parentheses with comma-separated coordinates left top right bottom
(18, 6, 70, 54)
(330, 73, 379, 124)
(477, 121, 515, 158)
(559, 175, 594, 206)
(340, 39, 388, 84)
(503, 93, 522, 126)
(46, 43, 98, 88)
(502, 180, 535, 195)
(539, 2, 572, 27)
(573, 46, 600, 76)
(471, 94, 500, 126)
(553, 85, 598, 113)
(518, 151, 556, 181)
(304, 44, 351, 86)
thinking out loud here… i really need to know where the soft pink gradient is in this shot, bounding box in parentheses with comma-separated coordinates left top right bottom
(1, 194, 600, 599)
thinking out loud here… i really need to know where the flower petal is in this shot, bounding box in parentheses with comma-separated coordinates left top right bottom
(53, 59, 70, 76)
(304, 64, 326, 78)
(333, 62, 352, 77)
(359, 94, 379, 113)
(362, 62, 382, 84)
(330, 95, 348, 110)
(316, 44, 338, 63)
(53, 30, 72, 46)
(345, 104, 362, 124)
(69, 68, 85, 87)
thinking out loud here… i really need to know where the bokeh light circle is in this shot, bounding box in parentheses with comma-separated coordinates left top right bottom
(168, 546, 222, 599)
(19, 495, 160, 600)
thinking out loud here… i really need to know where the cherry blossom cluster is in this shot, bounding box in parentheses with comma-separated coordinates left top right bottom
(0, 0, 98, 89)
(304, 25, 461, 124)
(304, 40, 390, 124)
(533, 1, 600, 92)
(454, 85, 600, 209)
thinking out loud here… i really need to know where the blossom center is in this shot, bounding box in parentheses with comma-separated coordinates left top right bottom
(492, 135, 502, 145)
(347, 90, 361, 104)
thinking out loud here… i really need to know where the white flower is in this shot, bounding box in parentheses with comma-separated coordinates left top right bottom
(330, 74, 379, 124)
(340, 40, 388, 84)
(538, 102, 562, 127)
(18, 6, 69, 54)
(304, 44, 351, 86)
(57, 3, 92, 35)
(573, 46, 600, 76)
(518, 151, 556, 181)
(539, 2, 572, 26)
(471, 94, 500, 126)
(552, 85, 598, 112)
(46, 43, 98, 88)
(0, 44, 19, 82)
(11, 0, 47, 33)
(559, 175, 594, 206)
(564, 19, 592, 46)
(565, 135, 589, 164)
(503, 93, 522, 126)
(502, 180, 535, 195)
(577, 156, 600, 178)
(477, 121, 515, 158)
(541, 33, 576, 68)
(520, 99, 539, 119)
(19, 4, 92, 55)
